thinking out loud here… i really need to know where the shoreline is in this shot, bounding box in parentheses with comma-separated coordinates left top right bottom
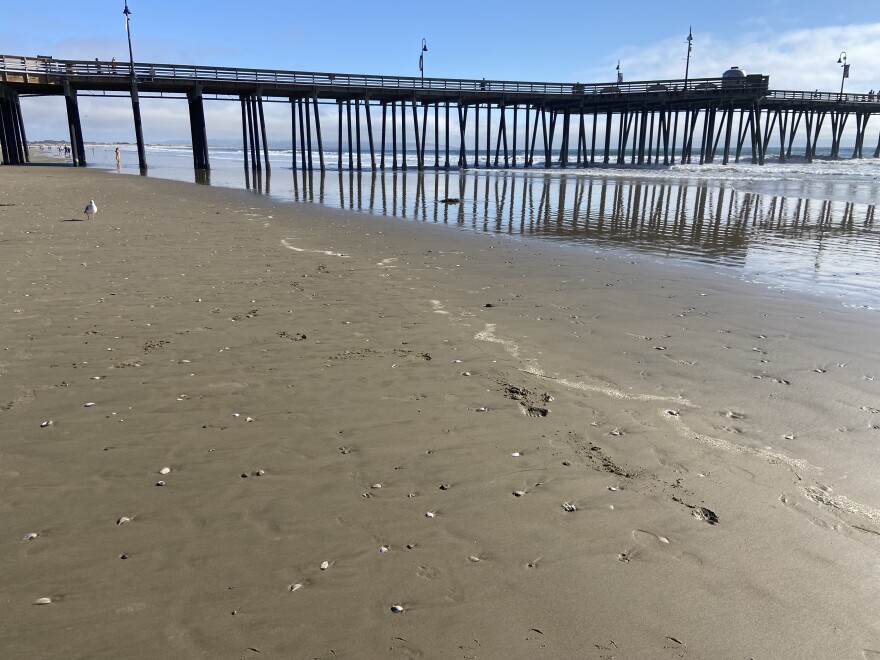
(2, 162, 879, 657)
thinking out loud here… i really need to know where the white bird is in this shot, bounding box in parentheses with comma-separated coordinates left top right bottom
(84, 199, 97, 221)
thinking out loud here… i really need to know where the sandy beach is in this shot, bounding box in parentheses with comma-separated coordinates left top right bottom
(2, 160, 880, 658)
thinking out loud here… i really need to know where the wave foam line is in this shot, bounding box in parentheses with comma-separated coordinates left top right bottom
(281, 238, 349, 257)
(475, 324, 688, 404)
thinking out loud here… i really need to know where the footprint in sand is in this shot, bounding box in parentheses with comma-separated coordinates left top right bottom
(417, 565, 439, 580)
(630, 530, 703, 566)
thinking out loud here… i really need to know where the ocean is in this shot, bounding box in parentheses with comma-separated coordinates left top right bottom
(46, 144, 880, 309)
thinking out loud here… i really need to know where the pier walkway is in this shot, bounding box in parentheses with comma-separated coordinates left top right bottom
(2, 54, 879, 171)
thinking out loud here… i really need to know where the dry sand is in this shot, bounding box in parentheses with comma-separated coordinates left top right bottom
(2, 161, 880, 659)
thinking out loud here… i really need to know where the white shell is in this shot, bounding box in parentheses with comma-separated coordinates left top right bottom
(83, 402, 96, 408)
(158, 467, 171, 475)
(116, 516, 131, 525)
(562, 502, 577, 512)
(513, 490, 526, 497)
(425, 511, 435, 518)
(510, 452, 522, 457)
(23, 532, 38, 541)
(371, 483, 382, 489)
(33, 597, 52, 605)
(246, 417, 254, 422)
(289, 583, 303, 592)
(607, 486, 619, 491)
(390, 605, 404, 613)
(40, 420, 53, 428)
(379, 545, 389, 553)
(320, 561, 330, 570)
(468, 555, 481, 562)
(156, 480, 166, 487)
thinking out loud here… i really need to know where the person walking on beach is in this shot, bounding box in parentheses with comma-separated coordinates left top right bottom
(115, 147, 120, 165)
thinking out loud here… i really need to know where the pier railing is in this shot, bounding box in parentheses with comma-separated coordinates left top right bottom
(2, 53, 771, 98)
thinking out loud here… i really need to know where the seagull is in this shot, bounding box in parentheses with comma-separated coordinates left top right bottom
(84, 199, 97, 221)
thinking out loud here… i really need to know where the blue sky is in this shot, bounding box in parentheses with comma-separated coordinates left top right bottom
(6, 0, 880, 142)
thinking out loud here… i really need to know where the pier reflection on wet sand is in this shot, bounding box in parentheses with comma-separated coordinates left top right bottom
(243, 168, 879, 276)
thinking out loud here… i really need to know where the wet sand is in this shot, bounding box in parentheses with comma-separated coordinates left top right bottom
(2, 161, 880, 658)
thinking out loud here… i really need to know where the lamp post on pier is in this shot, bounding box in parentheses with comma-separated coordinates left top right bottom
(123, 1, 134, 77)
(838, 51, 849, 96)
(419, 38, 428, 84)
(123, 0, 147, 172)
(684, 27, 693, 88)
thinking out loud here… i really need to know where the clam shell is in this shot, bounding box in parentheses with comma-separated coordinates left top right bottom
(320, 561, 330, 570)
(116, 516, 131, 525)
(23, 532, 38, 541)
(33, 597, 52, 605)
(158, 467, 171, 475)
(390, 605, 404, 614)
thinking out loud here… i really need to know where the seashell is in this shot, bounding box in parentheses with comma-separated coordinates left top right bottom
(468, 555, 481, 562)
(438, 484, 450, 490)
(653, 346, 666, 351)
(33, 597, 53, 605)
(254, 470, 265, 476)
(361, 493, 372, 498)
(618, 553, 630, 562)
(156, 481, 165, 487)
(390, 605, 404, 614)
(510, 452, 521, 457)
(475, 407, 487, 412)
(406, 543, 415, 549)
(665, 410, 679, 417)
(379, 545, 389, 554)
(371, 483, 382, 489)
(561, 502, 577, 512)
(116, 516, 131, 525)
(91, 375, 103, 380)
(320, 561, 330, 570)
(512, 490, 526, 497)
(158, 467, 171, 475)
(83, 402, 96, 408)
(23, 532, 38, 541)
(289, 583, 303, 592)
(425, 511, 435, 518)
(232, 413, 240, 417)
(607, 486, 619, 491)
(453, 359, 462, 363)
(246, 417, 254, 422)
(40, 420, 53, 428)
(461, 371, 471, 376)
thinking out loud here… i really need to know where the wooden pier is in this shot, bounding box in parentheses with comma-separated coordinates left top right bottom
(2, 54, 880, 171)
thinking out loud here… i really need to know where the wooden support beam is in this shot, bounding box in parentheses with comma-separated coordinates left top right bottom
(290, 98, 297, 171)
(297, 97, 307, 172)
(312, 94, 325, 171)
(130, 78, 146, 171)
(346, 100, 354, 170)
(240, 96, 249, 170)
(257, 95, 270, 172)
(365, 99, 376, 170)
(355, 98, 362, 170)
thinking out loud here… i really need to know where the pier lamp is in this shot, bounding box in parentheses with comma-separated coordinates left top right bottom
(123, 1, 134, 76)
(419, 38, 428, 84)
(684, 27, 693, 87)
(838, 52, 849, 96)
